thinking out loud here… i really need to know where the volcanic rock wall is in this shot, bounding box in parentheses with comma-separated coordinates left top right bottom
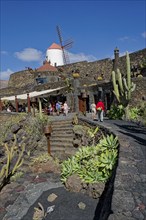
(118, 48, 146, 76)
(130, 78, 146, 105)
(8, 70, 35, 88)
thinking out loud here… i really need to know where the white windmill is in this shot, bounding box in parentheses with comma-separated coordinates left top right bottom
(46, 25, 73, 67)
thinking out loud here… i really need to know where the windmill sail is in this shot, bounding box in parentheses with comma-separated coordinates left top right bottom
(56, 25, 73, 65)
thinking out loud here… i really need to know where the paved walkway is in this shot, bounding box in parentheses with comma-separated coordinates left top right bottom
(1, 113, 146, 220)
(84, 114, 146, 220)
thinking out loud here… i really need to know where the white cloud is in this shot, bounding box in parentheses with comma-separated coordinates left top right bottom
(68, 51, 97, 63)
(15, 48, 43, 62)
(119, 36, 129, 41)
(142, 32, 146, 38)
(0, 69, 14, 80)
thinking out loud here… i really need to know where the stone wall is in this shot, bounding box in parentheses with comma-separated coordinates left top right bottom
(130, 78, 146, 105)
(118, 48, 146, 76)
(60, 58, 113, 81)
(9, 70, 35, 88)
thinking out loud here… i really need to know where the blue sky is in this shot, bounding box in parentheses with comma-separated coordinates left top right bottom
(0, 0, 146, 80)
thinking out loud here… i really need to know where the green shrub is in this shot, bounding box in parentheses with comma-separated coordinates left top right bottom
(61, 134, 118, 184)
(129, 102, 146, 125)
(107, 104, 125, 119)
(129, 107, 141, 120)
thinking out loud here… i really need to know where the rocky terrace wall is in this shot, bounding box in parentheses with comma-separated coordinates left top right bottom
(8, 70, 35, 88)
(130, 77, 146, 105)
(61, 58, 113, 81)
(118, 48, 146, 76)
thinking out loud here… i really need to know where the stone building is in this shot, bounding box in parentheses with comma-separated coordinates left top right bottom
(0, 48, 146, 113)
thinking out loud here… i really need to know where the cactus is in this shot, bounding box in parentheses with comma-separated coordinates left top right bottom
(112, 52, 136, 119)
(0, 134, 25, 191)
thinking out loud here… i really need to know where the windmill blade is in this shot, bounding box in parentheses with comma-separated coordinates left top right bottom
(56, 25, 73, 65)
(56, 25, 63, 48)
(63, 41, 73, 50)
(62, 48, 68, 64)
(56, 25, 67, 64)
(64, 50, 70, 64)
(64, 39, 73, 48)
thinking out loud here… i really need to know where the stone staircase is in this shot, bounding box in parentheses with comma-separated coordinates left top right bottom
(50, 119, 76, 156)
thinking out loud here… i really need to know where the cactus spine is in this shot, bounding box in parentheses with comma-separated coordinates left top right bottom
(112, 52, 136, 105)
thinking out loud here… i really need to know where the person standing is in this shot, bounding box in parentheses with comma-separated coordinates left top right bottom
(63, 101, 69, 116)
(56, 101, 61, 115)
(96, 99, 105, 122)
(90, 102, 96, 120)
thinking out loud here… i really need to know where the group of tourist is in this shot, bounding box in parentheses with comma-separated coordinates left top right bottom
(4, 100, 70, 116)
(90, 99, 105, 122)
(55, 101, 69, 116)
(43, 101, 69, 116)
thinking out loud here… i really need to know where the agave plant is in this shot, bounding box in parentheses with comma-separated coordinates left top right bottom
(61, 134, 119, 184)
(98, 134, 119, 152)
(99, 149, 118, 170)
(87, 126, 100, 145)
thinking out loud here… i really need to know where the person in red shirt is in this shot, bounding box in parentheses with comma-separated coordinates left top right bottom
(96, 99, 105, 122)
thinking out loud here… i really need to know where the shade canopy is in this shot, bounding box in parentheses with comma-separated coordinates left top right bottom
(1, 86, 66, 101)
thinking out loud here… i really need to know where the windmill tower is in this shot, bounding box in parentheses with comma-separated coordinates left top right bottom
(46, 43, 64, 67)
(56, 25, 73, 65)
(46, 26, 73, 67)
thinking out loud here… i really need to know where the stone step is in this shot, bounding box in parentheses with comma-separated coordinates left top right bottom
(51, 147, 77, 155)
(51, 133, 74, 138)
(50, 146, 77, 155)
(51, 123, 73, 128)
(49, 118, 74, 153)
(50, 141, 73, 148)
(51, 120, 72, 125)
(50, 137, 73, 143)
(52, 124, 73, 129)
(50, 146, 65, 152)
(52, 128, 73, 134)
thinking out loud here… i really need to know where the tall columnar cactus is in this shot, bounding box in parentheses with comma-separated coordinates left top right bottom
(112, 52, 136, 106)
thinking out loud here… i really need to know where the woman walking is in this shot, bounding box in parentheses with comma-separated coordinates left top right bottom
(96, 99, 105, 122)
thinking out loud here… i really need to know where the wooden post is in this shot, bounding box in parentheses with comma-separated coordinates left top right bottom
(83, 98, 86, 116)
(44, 125, 52, 155)
(31, 97, 36, 117)
(27, 93, 31, 113)
(47, 137, 51, 155)
(32, 104, 35, 117)
(15, 96, 18, 112)
(38, 97, 42, 119)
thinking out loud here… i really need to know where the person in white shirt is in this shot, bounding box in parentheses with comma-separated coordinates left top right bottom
(90, 103, 96, 120)
(63, 101, 69, 116)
